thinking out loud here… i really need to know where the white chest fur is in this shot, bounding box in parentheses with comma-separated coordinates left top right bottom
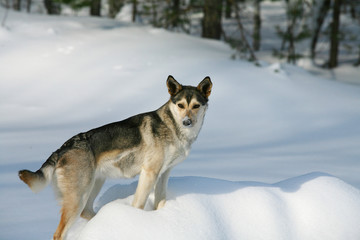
(160, 142, 190, 175)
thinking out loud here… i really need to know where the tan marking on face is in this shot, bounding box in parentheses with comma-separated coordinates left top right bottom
(176, 98, 202, 125)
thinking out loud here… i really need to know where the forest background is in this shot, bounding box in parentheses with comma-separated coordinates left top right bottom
(2, 0, 360, 76)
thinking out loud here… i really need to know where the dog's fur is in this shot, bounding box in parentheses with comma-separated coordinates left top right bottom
(18, 75, 212, 240)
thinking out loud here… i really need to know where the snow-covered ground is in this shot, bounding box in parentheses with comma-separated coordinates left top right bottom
(76, 173, 360, 240)
(1, 8, 360, 240)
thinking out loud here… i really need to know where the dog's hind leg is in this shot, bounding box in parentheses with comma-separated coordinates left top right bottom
(54, 195, 85, 240)
(53, 150, 96, 240)
(81, 177, 105, 220)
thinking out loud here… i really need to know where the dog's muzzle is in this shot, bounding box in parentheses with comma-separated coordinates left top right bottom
(182, 117, 192, 127)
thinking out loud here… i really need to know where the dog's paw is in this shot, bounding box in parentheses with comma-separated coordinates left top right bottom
(156, 199, 166, 210)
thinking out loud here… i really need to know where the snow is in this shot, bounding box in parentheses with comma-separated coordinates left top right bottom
(76, 173, 360, 240)
(1, 7, 360, 240)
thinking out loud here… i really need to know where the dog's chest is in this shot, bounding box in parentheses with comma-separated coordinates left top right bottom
(162, 142, 190, 171)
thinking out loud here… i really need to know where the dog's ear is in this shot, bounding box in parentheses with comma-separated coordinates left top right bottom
(167, 75, 182, 96)
(197, 76, 212, 99)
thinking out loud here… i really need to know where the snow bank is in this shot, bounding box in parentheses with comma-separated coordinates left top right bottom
(75, 173, 360, 240)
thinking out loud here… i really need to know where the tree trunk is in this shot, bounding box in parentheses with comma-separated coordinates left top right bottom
(252, 0, 261, 51)
(1, 1, 9, 28)
(27, 0, 32, 12)
(150, 0, 158, 26)
(44, 0, 51, 14)
(310, 0, 330, 60)
(44, 0, 60, 14)
(328, 0, 342, 68)
(287, 23, 296, 64)
(202, 0, 222, 39)
(13, 0, 21, 10)
(4, 0, 10, 8)
(108, 0, 123, 18)
(225, 0, 232, 19)
(90, 0, 101, 16)
(171, 0, 180, 28)
(349, 1, 356, 19)
(355, 46, 360, 66)
(231, 0, 257, 61)
(132, 0, 137, 22)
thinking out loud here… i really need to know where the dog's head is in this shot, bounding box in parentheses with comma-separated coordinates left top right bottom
(167, 75, 212, 128)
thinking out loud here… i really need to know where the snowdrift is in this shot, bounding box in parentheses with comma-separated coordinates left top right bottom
(75, 173, 360, 240)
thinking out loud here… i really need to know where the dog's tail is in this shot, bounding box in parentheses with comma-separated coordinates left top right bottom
(18, 152, 58, 193)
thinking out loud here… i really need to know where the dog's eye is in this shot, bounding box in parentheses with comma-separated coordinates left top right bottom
(193, 104, 200, 109)
(178, 104, 185, 109)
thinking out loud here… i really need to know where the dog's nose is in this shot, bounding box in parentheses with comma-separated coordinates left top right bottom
(183, 119, 192, 127)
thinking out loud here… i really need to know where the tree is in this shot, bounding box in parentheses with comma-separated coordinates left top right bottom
(310, 0, 330, 60)
(132, 0, 137, 22)
(170, 0, 180, 28)
(252, 0, 261, 51)
(328, 0, 342, 68)
(202, 0, 222, 39)
(90, 0, 101, 16)
(44, 0, 61, 14)
(13, 0, 21, 10)
(274, 0, 310, 64)
(1, 0, 9, 27)
(26, 0, 32, 12)
(227, 0, 257, 62)
(225, 0, 232, 19)
(108, 0, 123, 18)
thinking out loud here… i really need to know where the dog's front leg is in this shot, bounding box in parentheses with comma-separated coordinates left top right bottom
(154, 168, 171, 210)
(132, 168, 159, 209)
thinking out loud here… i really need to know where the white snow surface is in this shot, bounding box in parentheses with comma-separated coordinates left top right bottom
(1, 8, 360, 240)
(74, 173, 360, 240)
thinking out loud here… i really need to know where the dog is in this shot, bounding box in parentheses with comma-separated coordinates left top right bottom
(18, 75, 212, 240)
